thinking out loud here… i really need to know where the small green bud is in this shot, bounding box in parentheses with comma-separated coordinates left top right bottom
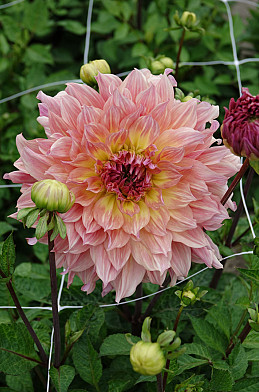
(130, 341, 166, 375)
(80, 59, 111, 86)
(182, 95, 193, 102)
(180, 11, 197, 28)
(248, 306, 259, 332)
(150, 57, 174, 74)
(159, 57, 174, 69)
(175, 280, 207, 307)
(157, 330, 176, 347)
(31, 180, 75, 213)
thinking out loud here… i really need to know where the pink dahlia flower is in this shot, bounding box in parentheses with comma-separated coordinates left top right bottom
(4, 69, 240, 302)
(221, 88, 259, 160)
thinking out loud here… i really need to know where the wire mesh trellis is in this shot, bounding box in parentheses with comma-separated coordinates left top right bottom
(0, 0, 258, 390)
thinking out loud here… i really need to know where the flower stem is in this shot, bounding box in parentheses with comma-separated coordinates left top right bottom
(210, 162, 253, 289)
(221, 157, 250, 206)
(48, 229, 61, 368)
(131, 283, 143, 336)
(175, 29, 186, 79)
(163, 305, 184, 390)
(0, 269, 48, 365)
(156, 373, 163, 392)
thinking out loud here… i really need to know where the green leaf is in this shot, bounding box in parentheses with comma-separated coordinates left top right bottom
(23, 0, 49, 34)
(250, 160, 259, 175)
(189, 316, 228, 354)
(55, 214, 67, 239)
(35, 214, 49, 239)
(49, 365, 75, 392)
(183, 343, 212, 360)
(14, 263, 50, 301)
(228, 343, 248, 381)
(233, 378, 259, 392)
(17, 208, 37, 221)
(0, 323, 38, 375)
(0, 221, 16, 237)
(58, 20, 86, 35)
(100, 334, 140, 356)
(0, 233, 15, 277)
(25, 45, 53, 65)
(176, 354, 209, 375)
(72, 335, 102, 387)
(238, 269, 259, 285)
(6, 372, 34, 392)
(25, 209, 40, 228)
(206, 304, 232, 339)
(210, 368, 234, 391)
(69, 304, 105, 344)
(242, 330, 259, 349)
(246, 348, 259, 361)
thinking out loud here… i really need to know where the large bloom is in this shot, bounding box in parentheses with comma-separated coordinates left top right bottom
(4, 69, 240, 302)
(221, 88, 259, 160)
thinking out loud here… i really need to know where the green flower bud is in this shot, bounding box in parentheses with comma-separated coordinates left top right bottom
(182, 95, 193, 102)
(175, 280, 207, 307)
(31, 180, 75, 213)
(130, 341, 166, 376)
(80, 59, 111, 86)
(180, 11, 197, 28)
(157, 330, 176, 347)
(151, 57, 174, 75)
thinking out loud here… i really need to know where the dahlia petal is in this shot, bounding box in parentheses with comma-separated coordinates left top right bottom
(106, 229, 130, 250)
(155, 128, 204, 153)
(45, 165, 69, 183)
(37, 90, 63, 115)
(167, 206, 197, 232)
(60, 95, 81, 129)
(162, 183, 196, 209)
(156, 146, 185, 164)
(146, 270, 167, 286)
(120, 105, 144, 130)
(95, 72, 122, 101)
(170, 242, 191, 278)
(155, 73, 175, 101)
(136, 85, 159, 113)
(152, 162, 182, 188)
(149, 101, 172, 131)
(172, 227, 208, 248)
(118, 200, 140, 217)
(129, 115, 160, 151)
(107, 129, 128, 153)
(66, 83, 105, 109)
(112, 257, 146, 303)
(82, 123, 109, 144)
(102, 106, 124, 133)
(90, 244, 118, 286)
(86, 141, 110, 161)
(144, 188, 164, 209)
(145, 207, 170, 236)
(106, 243, 131, 270)
(48, 111, 70, 135)
(93, 194, 124, 231)
(110, 89, 136, 115)
(120, 69, 149, 101)
(140, 230, 172, 256)
(3, 171, 35, 184)
(49, 137, 72, 158)
(123, 200, 150, 236)
(131, 240, 170, 272)
(170, 99, 197, 129)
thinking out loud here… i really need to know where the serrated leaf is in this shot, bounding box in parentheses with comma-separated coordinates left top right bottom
(183, 343, 212, 360)
(23, 0, 49, 34)
(206, 305, 231, 339)
(69, 304, 105, 344)
(210, 368, 234, 391)
(242, 330, 259, 348)
(233, 377, 259, 391)
(100, 334, 140, 356)
(72, 335, 102, 387)
(0, 233, 15, 277)
(25, 209, 40, 228)
(6, 372, 34, 392)
(176, 354, 208, 376)
(17, 208, 37, 221)
(189, 316, 228, 354)
(49, 365, 75, 392)
(35, 214, 49, 240)
(55, 215, 67, 239)
(246, 348, 259, 361)
(238, 269, 259, 285)
(228, 344, 248, 380)
(0, 323, 38, 375)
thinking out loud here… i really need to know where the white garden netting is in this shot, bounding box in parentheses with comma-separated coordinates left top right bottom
(0, 0, 258, 389)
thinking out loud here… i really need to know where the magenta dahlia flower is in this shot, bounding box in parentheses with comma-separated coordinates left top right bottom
(221, 88, 259, 160)
(4, 69, 240, 302)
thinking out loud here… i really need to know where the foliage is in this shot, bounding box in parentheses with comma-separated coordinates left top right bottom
(0, 0, 258, 391)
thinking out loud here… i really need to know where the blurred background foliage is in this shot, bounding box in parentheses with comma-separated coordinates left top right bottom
(0, 0, 258, 262)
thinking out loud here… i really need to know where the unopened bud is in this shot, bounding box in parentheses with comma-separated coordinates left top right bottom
(31, 180, 75, 213)
(130, 341, 166, 376)
(80, 59, 111, 86)
(157, 330, 176, 347)
(180, 11, 197, 28)
(182, 95, 193, 102)
(151, 57, 174, 75)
